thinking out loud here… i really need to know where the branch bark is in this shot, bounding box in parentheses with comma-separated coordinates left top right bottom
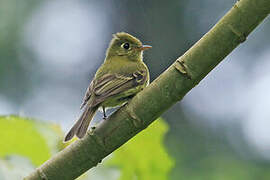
(25, 0, 270, 179)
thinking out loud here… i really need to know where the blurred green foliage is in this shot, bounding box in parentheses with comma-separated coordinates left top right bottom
(107, 118, 174, 180)
(0, 116, 62, 166)
(0, 116, 174, 180)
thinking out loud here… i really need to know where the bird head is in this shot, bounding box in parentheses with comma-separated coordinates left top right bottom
(106, 32, 151, 61)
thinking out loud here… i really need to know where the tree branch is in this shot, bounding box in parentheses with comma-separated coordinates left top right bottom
(25, 0, 270, 179)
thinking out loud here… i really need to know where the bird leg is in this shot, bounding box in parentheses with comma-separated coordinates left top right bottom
(102, 106, 107, 120)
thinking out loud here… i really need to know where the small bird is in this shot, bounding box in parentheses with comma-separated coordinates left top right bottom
(64, 32, 151, 142)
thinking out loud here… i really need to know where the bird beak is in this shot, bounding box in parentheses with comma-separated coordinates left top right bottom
(138, 45, 152, 51)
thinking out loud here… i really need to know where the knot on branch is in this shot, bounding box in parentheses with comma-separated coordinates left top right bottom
(174, 59, 192, 79)
(228, 24, 247, 43)
(126, 106, 143, 128)
(37, 168, 48, 180)
(87, 131, 106, 152)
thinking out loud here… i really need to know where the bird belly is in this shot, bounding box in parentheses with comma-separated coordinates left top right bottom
(101, 85, 144, 108)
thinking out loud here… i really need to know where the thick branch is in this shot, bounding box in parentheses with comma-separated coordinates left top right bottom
(25, 0, 270, 179)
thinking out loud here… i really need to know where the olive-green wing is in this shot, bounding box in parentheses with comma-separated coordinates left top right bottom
(80, 74, 115, 109)
(81, 70, 147, 109)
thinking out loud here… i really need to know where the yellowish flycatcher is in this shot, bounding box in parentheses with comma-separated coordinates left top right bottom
(64, 32, 151, 142)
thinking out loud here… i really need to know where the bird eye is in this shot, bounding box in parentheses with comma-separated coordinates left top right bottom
(122, 42, 130, 50)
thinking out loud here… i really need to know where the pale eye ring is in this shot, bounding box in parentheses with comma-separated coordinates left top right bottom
(121, 42, 130, 50)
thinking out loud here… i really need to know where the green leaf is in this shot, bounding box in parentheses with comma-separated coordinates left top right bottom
(0, 115, 62, 166)
(106, 118, 174, 180)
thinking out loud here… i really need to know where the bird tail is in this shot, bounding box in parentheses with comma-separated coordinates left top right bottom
(64, 106, 98, 142)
